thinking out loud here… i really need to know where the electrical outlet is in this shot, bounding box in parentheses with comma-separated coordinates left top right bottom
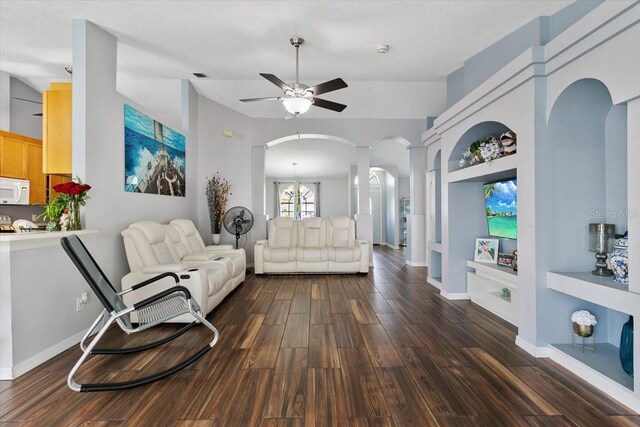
(76, 296, 85, 312)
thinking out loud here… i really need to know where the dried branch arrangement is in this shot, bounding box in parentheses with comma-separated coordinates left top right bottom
(206, 172, 231, 234)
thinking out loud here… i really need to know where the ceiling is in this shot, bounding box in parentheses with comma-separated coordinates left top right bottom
(1, 1, 571, 123)
(266, 137, 410, 178)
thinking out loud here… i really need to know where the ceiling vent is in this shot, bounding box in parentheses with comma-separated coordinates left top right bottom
(193, 73, 208, 78)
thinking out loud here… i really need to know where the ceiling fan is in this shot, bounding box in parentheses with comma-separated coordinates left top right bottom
(240, 37, 348, 116)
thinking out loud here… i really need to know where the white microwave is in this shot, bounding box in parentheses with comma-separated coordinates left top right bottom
(0, 178, 30, 205)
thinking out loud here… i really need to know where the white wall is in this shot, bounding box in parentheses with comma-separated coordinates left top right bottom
(195, 93, 254, 249)
(9, 77, 42, 139)
(0, 70, 9, 131)
(74, 19, 199, 286)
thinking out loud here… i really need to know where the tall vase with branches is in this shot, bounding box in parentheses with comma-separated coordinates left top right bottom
(206, 172, 231, 244)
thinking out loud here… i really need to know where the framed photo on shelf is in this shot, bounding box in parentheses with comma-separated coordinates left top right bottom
(474, 238, 499, 264)
(497, 253, 515, 268)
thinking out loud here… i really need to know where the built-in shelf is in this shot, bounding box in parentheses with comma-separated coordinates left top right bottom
(467, 260, 518, 326)
(428, 241, 442, 253)
(547, 272, 640, 315)
(467, 260, 518, 289)
(428, 276, 442, 289)
(448, 154, 518, 183)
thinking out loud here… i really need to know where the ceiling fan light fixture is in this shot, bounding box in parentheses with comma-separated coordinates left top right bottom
(282, 97, 312, 115)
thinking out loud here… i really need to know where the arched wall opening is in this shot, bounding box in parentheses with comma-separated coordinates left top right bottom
(540, 78, 628, 346)
(265, 134, 356, 220)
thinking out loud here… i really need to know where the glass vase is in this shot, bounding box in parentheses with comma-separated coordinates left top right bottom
(68, 199, 82, 231)
(620, 315, 634, 377)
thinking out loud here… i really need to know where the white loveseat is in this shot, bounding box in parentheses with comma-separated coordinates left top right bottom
(121, 220, 246, 319)
(254, 216, 368, 274)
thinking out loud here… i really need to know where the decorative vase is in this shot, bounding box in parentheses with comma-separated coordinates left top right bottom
(609, 232, 629, 285)
(620, 315, 634, 377)
(67, 199, 82, 231)
(211, 233, 221, 245)
(573, 322, 594, 338)
(46, 221, 60, 232)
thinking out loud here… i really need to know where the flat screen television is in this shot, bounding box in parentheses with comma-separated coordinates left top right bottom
(484, 179, 517, 240)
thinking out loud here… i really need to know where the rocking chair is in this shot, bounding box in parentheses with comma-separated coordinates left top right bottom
(61, 234, 219, 392)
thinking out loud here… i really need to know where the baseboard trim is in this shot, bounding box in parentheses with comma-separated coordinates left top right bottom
(382, 242, 400, 250)
(515, 336, 550, 358)
(548, 345, 640, 413)
(3, 328, 88, 380)
(405, 260, 427, 267)
(440, 291, 470, 300)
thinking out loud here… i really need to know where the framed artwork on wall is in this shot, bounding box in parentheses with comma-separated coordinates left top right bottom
(474, 238, 499, 264)
(124, 104, 186, 197)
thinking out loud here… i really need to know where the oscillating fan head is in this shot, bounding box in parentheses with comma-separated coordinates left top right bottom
(223, 206, 254, 248)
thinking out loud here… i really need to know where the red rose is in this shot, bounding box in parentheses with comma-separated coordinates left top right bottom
(70, 185, 84, 195)
(80, 184, 91, 192)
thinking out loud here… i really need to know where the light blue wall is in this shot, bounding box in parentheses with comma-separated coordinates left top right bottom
(445, 1, 602, 107)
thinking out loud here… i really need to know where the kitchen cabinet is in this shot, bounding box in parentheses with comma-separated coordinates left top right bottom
(27, 141, 46, 204)
(42, 82, 72, 175)
(0, 131, 47, 205)
(47, 174, 72, 202)
(0, 131, 27, 179)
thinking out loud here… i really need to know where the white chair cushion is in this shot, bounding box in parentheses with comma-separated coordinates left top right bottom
(327, 216, 356, 248)
(298, 217, 326, 248)
(170, 219, 207, 253)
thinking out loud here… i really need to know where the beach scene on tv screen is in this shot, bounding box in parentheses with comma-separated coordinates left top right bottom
(484, 179, 517, 239)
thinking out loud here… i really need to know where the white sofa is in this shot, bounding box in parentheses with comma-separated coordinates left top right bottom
(254, 216, 368, 274)
(121, 220, 246, 320)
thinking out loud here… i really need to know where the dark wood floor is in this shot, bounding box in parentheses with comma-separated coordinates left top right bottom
(1, 246, 638, 426)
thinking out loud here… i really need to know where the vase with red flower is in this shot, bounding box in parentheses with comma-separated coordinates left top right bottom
(51, 178, 92, 231)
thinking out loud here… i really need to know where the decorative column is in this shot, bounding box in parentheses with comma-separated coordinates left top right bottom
(356, 146, 373, 266)
(251, 145, 268, 248)
(407, 145, 426, 266)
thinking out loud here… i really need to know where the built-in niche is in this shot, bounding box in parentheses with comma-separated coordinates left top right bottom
(543, 78, 632, 391)
(446, 121, 518, 297)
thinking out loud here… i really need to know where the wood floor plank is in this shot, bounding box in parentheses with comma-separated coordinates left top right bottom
(275, 280, 296, 300)
(522, 415, 577, 426)
(359, 324, 404, 368)
(375, 367, 440, 426)
(264, 350, 309, 419)
(311, 282, 329, 300)
(349, 299, 380, 324)
(377, 313, 422, 348)
(264, 300, 291, 325)
(349, 417, 394, 427)
(329, 293, 352, 314)
(234, 314, 266, 349)
(308, 324, 340, 368)
(305, 369, 349, 427)
(333, 313, 366, 348)
(338, 347, 389, 418)
(281, 313, 310, 348)
(244, 324, 286, 369)
(364, 292, 395, 314)
(290, 292, 311, 314)
(310, 299, 333, 325)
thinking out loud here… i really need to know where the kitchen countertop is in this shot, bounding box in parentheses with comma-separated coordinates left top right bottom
(0, 229, 100, 251)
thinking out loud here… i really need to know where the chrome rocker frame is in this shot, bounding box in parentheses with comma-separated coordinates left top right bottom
(61, 235, 219, 392)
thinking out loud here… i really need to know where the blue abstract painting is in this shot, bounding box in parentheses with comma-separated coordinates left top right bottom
(124, 104, 186, 196)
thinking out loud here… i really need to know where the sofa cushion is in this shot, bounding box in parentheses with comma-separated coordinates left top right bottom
(264, 247, 296, 263)
(170, 219, 207, 253)
(330, 246, 361, 263)
(129, 222, 180, 265)
(269, 217, 297, 248)
(327, 216, 356, 248)
(298, 217, 326, 248)
(297, 247, 328, 262)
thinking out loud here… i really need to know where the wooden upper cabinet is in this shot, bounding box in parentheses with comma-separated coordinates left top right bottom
(0, 130, 46, 205)
(0, 131, 28, 179)
(42, 82, 72, 175)
(27, 141, 46, 204)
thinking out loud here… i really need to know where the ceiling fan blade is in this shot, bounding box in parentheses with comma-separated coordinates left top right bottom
(259, 73, 292, 91)
(239, 97, 282, 102)
(306, 78, 348, 96)
(312, 97, 347, 112)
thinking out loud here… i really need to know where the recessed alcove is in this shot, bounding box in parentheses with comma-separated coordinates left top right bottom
(542, 78, 632, 392)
